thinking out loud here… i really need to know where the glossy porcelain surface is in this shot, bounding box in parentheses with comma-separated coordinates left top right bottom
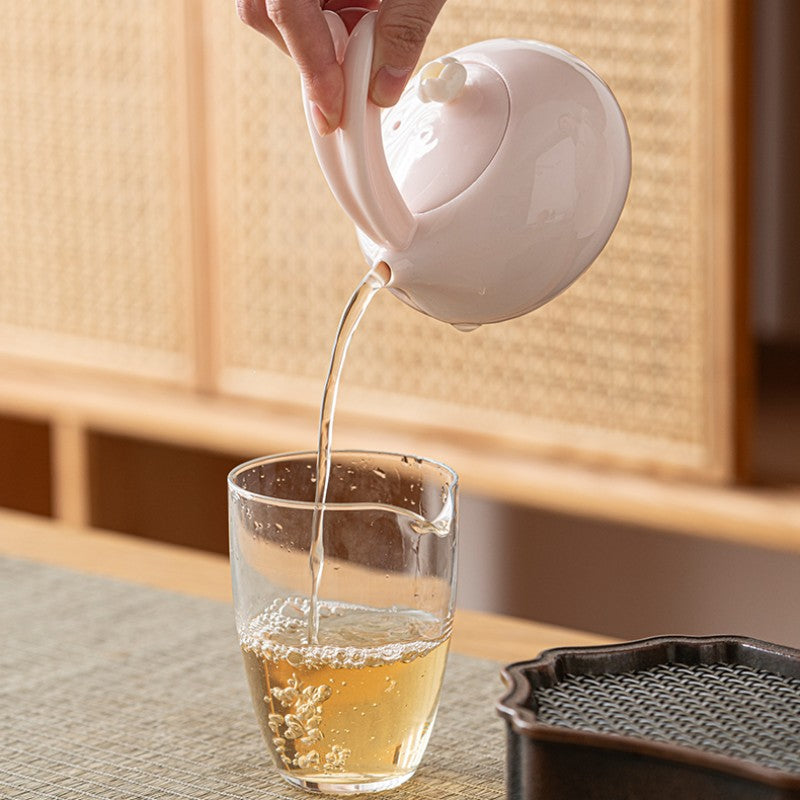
(304, 12, 631, 326)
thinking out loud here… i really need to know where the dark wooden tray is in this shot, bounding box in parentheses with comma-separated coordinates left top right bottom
(497, 635, 800, 799)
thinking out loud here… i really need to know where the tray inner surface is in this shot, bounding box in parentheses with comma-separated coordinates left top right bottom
(534, 662, 800, 774)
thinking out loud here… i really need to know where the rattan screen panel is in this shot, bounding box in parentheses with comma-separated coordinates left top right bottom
(208, 1, 734, 477)
(0, 2, 193, 380)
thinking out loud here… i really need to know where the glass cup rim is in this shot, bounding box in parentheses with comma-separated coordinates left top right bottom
(227, 449, 459, 512)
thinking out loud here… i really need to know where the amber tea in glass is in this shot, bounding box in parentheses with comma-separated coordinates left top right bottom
(228, 450, 458, 794)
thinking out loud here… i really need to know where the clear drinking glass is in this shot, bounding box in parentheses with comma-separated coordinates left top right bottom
(228, 450, 458, 794)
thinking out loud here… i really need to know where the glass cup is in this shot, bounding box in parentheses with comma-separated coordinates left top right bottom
(228, 450, 458, 794)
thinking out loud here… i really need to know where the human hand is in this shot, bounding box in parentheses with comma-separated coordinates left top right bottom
(236, 0, 447, 135)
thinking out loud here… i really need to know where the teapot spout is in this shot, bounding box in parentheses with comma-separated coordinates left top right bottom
(370, 260, 392, 286)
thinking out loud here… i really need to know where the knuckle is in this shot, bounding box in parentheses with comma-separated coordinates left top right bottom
(379, 13, 431, 55)
(264, 0, 286, 25)
(303, 70, 326, 92)
(302, 67, 338, 99)
(236, 0, 260, 25)
(265, 0, 306, 27)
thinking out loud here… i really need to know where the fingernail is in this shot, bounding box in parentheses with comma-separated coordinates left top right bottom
(371, 65, 412, 107)
(311, 103, 335, 136)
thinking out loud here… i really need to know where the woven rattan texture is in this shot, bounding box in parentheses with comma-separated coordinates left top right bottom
(208, 1, 715, 470)
(0, 558, 505, 799)
(0, 2, 192, 377)
(535, 662, 800, 774)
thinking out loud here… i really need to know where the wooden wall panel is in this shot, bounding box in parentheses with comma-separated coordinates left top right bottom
(87, 432, 245, 554)
(0, 1, 745, 482)
(0, 414, 52, 516)
(0, 2, 195, 381)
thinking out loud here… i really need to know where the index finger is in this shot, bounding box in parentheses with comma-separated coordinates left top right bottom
(266, 0, 344, 131)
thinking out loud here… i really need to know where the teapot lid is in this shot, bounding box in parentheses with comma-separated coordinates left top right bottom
(381, 60, 510, 213)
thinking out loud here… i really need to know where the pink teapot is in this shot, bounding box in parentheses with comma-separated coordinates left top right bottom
(303, 11, 631, 329)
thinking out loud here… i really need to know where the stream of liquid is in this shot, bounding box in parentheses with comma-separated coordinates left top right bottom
(308, 263, 390, 644)
(240, 265, 455, 786)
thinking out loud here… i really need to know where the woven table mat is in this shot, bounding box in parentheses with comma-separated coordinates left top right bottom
(0, 558, 505, 799)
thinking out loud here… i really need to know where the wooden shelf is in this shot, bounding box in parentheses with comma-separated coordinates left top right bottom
(1, 358, 799, 554)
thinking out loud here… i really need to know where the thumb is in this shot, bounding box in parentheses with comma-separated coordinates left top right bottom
(370, 0, 447, 107)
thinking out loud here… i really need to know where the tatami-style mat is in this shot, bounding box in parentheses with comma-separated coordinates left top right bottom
(0, 558, 506, 799)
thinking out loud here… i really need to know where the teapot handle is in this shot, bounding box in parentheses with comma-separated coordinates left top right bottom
(303, 10, 416, 251)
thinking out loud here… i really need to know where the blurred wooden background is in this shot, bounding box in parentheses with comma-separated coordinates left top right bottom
(1, 0, 798, 644)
